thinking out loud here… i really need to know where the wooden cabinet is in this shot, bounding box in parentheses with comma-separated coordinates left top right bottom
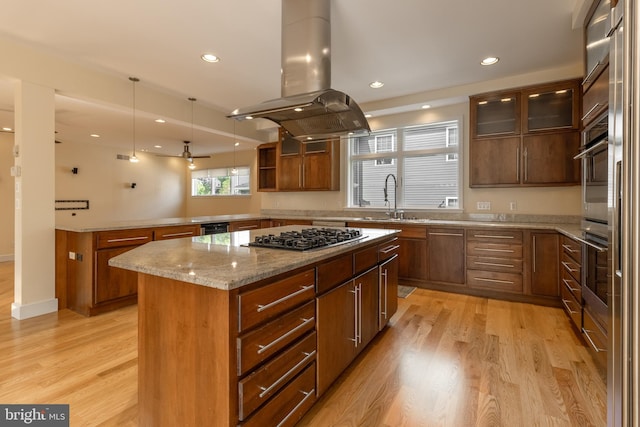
(427, 227, 465, 285)
(529, 231, 560, 297)
(277, 129, 340, 191)
(470, 79, 581, 187)
(466, 228, 524, 294)
(379, 254, 398, 330)
(153, 224, 201, 240)
(94, 246, 138, 304)
(396, 225, 428, 283)
(257, 142, 277, 191)
(229, 219, 262, 232)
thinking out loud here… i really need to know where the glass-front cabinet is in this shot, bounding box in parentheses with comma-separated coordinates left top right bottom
(523, 81, 579, 132)
(470, 91, 520, 138)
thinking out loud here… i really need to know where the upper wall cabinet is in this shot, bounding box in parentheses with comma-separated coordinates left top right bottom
(469, 79, 581, 188)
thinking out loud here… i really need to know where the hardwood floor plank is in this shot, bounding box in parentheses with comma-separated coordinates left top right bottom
(0, 262, 607, 426)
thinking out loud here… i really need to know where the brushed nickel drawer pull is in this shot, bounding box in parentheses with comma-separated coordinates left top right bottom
(237, 225, 259, 230)
(582, 328, 606, 352)
(562, 278, 580, 293)
(474, 277, 515, 285)
(161, 231, 194, 238)
(276, 387, 316, 427)
(106, 236, 149, 243)
(473, 234, 515, 239)
(258, 350, 316, 398)
(257, 317, 314, 355)
(581, 103, 601, 122)
(256, 285, 314, 313)
(429, 232, 463, 237)
(379, 244, 400, 254)
(561, 261, 579, 273)
(561, 298, 579, 314)
(474, 261, 515, 268)
(561, 244, 578, 253)
(582, 60, 601, 86)
(475, 248, 515, 253)
(380, 269, 388, 317)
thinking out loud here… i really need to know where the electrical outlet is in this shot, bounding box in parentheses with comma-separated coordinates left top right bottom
(68, 251, 75, 260)
(477, 201, 491, 210)
(509, 201, 517, 211)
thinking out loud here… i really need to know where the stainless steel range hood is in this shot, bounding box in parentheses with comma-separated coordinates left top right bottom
(228, 0, 370, 141)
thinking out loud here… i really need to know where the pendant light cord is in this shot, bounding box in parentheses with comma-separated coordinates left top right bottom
(129, 77, 140, 162)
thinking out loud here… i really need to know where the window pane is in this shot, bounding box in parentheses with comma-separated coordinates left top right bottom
(404, 121, 458, 151)
(403, 154, 459, 208)
(351, 131, 396, 155)
(191, 166, 251, 196)
(351, 159, 397, 208)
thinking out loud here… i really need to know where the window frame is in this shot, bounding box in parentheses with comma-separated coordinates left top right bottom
(346, 118, 463, 211)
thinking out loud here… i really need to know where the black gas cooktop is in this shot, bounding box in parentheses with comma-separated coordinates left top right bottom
(248, 227, 364, 251)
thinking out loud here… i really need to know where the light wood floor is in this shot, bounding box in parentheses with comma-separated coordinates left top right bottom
(0, 262, 606, 426)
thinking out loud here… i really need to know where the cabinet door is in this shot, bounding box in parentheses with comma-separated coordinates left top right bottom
(523, 82, 579, 132)
(229, 220, 262, 232)
(95, 247, 138, 304)
(278, 156, 302, 190)
(470, 93, 520, 138)
(522, 132, 580, 185)
(302, 153, 332, 190)
(379, 255, 398, 330)
(398, 238, 427, 282)
(427, 228, 465, 285)
(531, 232, 560, 297)
(470, 137, 520, 186)
(316, 281, 357, 396)
(356, 267, 379, 353)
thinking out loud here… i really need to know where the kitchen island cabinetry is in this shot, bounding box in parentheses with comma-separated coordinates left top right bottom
(470, 79, 581, 187)
(229, 219, 262, 231)
(109, 226, 400, 426)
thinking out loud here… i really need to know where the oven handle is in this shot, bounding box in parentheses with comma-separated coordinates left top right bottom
(570, 234, 608, 252)
(573, 139, 609, 160)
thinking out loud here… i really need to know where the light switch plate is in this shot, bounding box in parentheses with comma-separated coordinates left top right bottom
(477, 201, 491, 210)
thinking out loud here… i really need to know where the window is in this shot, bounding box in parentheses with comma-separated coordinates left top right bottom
(348, 120, 461, 209)
(191, 167, 251, 196)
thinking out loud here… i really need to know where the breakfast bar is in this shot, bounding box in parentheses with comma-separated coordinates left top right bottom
(109, 226, 400, 426)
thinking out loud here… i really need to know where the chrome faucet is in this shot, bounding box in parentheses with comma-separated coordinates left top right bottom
(384, 173, 399, 219)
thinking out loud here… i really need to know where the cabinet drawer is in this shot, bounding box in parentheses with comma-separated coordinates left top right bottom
(466, 255, 523, 273)
(467, 270, 523, 293)
(95, 228, 153, 249)
(560, 284, 582, 330)
(467, 241, 523, 258)
(238, 269, 315, 332)
(237, 302, 315, 375)
(316, 253, 353, 294)
(396, 225, 427, 239)
(238, 332, 316, 421)
(561, 235, 583, 263)
(241, 362, 316, 427)
(583, 308, 607, 356)
(582, 64, 609, 126)
(230, 220, 262, 231)
(561, 267, 582, 302)
(467, 229, 523, 243)
(378, 237, 400, 262)
(560, 252, 582, 283)
(354, 245, 378, 274)
(153, 225, 201, 240)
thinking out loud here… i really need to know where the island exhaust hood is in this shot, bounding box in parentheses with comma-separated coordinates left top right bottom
(228, 0, 370, 142)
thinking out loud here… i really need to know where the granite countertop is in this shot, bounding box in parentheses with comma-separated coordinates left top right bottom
(55, 213, 265, 232)
(109, 226, 400, 291)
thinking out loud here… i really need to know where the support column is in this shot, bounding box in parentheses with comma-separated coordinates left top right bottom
(12, 80, 57, 319)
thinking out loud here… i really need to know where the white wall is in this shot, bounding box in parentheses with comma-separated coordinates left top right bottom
(55, 141, 186, 224)
(0, 132, 14, 260)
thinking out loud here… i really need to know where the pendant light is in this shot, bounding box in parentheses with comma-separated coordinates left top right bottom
(188, 97, 196, 169)
(129, 77, 140, 163)
(231, 121, 238, 175)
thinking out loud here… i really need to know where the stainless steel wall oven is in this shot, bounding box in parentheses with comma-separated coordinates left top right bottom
(576, 113, 609, 224)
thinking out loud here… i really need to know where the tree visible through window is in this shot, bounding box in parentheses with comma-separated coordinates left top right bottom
(191, 167, 251, 196)
(348, 120, 461, 209)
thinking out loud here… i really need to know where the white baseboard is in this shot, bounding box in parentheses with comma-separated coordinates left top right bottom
(0, 254, 15, 262)
(11, 298, 58, 320)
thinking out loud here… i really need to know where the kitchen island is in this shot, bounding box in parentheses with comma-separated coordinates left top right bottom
(109, 226, 400, 427)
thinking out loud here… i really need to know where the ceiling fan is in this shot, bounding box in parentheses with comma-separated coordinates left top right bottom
(157, 140, 211, 161)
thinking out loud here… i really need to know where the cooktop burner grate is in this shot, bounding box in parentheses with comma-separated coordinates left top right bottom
(248, 228, 364, 251)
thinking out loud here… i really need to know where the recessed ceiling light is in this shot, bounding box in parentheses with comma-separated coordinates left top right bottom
(481, 57, 499, 66)
(154, 145, 162, 148)
(421, 104, 431, 109)
(234, 142, 240, 147)
(2, 127, 12, 132)
(369, 81, 384, 89)
(90, 134, 100, 138)
(201, 53, 220, 63)
(155, 119, 166, 123)
(294, 107, 303, 112)
(245, 116, 254, 120)
(364, 114, 372, 118)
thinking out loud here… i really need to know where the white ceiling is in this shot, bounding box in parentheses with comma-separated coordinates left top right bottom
(0, 0, 584, 156)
